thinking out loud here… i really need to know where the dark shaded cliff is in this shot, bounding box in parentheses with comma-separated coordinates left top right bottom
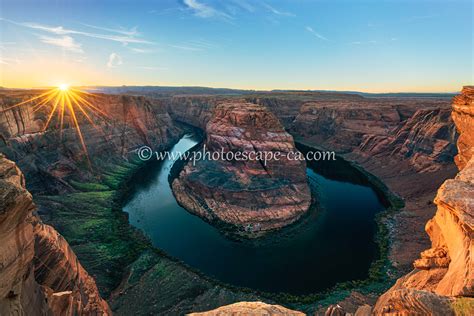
(0, 154, 110, 315)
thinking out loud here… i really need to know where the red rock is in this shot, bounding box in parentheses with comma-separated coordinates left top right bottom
(374, 87, 474, 314)
(0, 154, 110, 315)
(188, 301, 305, 316)
(172, 102, 311, 236)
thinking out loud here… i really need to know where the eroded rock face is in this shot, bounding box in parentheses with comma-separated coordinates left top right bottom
(374, 87, 474, 314)
(0, 154, 47, 315)
(0, 92, 180, 194)
(452, 86, 474, 170)
(291, 98, 457, 173)
(0, 154, 110, 315)
(172, 102, 311, 236)
(187, 301, 305, 316)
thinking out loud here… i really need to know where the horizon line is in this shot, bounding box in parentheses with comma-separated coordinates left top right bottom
(0, 84, 462, 95)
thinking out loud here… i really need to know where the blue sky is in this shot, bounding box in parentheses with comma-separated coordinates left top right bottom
(0, 0, 472, 91)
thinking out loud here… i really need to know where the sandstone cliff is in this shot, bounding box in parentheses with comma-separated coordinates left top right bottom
(172, 102, 311, 236)
(452, 86, 474, 170)
(187, 301, 305, 316)
(0, 154, 110, 315)
(1, 92, 180, 194)
(373, 86, 474, 315)
(167, 93, 458, 274)
(291, 98, 457, 173)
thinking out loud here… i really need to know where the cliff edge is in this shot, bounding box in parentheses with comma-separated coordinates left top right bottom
(0, 153, 110, 315)
(373, 86, 474, 314)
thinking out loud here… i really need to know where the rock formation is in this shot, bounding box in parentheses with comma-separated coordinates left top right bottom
(188, 301, 305, 316)
(172, 102, 311, 236)
(0, 154, 110, 315)
(291, 98, 457, 172)
(0, 92, 180, 194)
(373, 86, 474, 314)
(452, 86, 474, 170)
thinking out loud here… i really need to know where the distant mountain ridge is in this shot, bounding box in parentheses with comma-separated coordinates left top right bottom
(83, 85, 456, 98)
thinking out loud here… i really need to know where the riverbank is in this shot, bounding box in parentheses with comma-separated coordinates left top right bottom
(35, 131, 407, 315)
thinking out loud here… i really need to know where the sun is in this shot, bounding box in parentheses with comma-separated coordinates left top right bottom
(1, 84, 109, 169)
(58, 83, 70, 91)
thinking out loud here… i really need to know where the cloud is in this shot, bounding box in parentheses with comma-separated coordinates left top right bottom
(169, 39, 218, 51)
(349, 40, 379, 45)
(230, 0, 255, 13)
(107, 53, 123, 68)
(128, 47, 158, 53)
(0, 56, 21, 65)
(169, 44, 203, 51)
(80, 23, 139, 37)
(263, 3, 295, 17)
(306, 26, 328, 41)
(183, 0, 232, 19)
(38, 35, 83, 53)
(1, 18, 153, 45)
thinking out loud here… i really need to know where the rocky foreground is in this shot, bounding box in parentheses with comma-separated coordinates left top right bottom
(0, 154, 110, 314)
(172, 102, 311, 236)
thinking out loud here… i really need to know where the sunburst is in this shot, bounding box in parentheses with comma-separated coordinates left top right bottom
(2, 85, 109, 167)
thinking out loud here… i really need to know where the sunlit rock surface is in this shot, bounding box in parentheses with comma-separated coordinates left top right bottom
(0, 154, 110, 315)
(187, 301, 305, 316)
(374, 87, 474, 315)
(0, 92, 180, 194)
(173, 102, 311, 236)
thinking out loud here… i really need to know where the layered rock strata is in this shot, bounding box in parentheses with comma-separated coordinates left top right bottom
(172, 102, 311, 235)
(291, 98, 457, 172)
(0, 92, 180, 194)
(373, 86, 474, 314)
(188, 301, 305, 316)
(0, 154, 110, 315)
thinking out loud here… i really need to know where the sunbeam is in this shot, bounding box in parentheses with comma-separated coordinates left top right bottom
(1, 85, 108, 168)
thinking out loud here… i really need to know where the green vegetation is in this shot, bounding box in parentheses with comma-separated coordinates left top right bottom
(452, 297, 474, 316)
(35, 136, 403, 313)
(36, 159, 151, 296)
(69, 180, 111, 192)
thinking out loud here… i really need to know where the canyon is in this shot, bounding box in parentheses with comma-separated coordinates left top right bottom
(371, 86, 474, 315)
(0, 86, 471, 315)
(172, 102, 311, 236)
(0, 153, 110, 315)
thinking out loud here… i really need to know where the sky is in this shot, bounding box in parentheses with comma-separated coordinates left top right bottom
(0, 0, 472, 92)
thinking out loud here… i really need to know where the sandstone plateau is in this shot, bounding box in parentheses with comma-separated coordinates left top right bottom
(172, 102, 311, 236)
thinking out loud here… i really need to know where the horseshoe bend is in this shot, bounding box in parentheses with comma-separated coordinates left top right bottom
(172, 102, 312, 237)
(0, 1, 473, 314)
(0, 86, 472, 315)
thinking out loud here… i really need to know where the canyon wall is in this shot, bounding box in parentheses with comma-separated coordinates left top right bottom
(165, 95, 220, 129)
(172, 102, 311, 236)
(373, 86, 474, 314)
(0, 92, 181, 194)
(0, 89, 464, 315)
(0, 91, 184, 314)
(290, 98, 457, 173)
(0, 154, 110, 315)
